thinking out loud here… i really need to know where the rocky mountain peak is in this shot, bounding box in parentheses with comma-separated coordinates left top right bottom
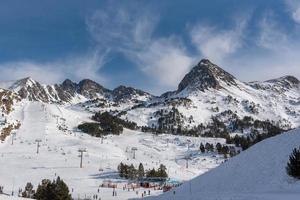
(77, 79, 110, 99)
(9, 77, 51, 102)
(60, 79, 77, 94)
(62, 79, 76, 87)
(267, 75, 299, 86)
(112, 85, 152, 102)
(261, 75, 300, 91)
(10, 77, 36, 89)
(284, 76, 300, 85)
(177, 59, 236, 93)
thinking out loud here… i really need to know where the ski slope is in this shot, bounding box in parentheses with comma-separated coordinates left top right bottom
(145, 129, 300, 200)
(0, 101, 225, 200)
(0, 195, 28, 200)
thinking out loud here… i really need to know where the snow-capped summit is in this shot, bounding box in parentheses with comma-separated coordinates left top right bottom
(9, 77, 36, 89)
(250, 75, 300, 93)
(267, 75, 299, 85)
(121, 59, 300, 133)
(0, 59, 299, 133)
(177, 59, 237, 93)
(8, 77, 53, 102)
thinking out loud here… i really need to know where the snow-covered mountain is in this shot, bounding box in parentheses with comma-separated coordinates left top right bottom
(145, 128, 300, 200)
(0, 77, 153, 105)
(0, 59, 299, 138)
(0, 59, 299, 199)
(123, 59, 300, 135)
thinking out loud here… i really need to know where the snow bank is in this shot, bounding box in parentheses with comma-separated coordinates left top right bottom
(145, 129, 300, 200)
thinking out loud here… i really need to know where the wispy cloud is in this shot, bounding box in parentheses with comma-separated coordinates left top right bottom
(286, 0, 300, 23)
(222, 11, 300, 82)
(190, 16, 248, 64)
(188, 9, 300, 82)
(0, 50, 108, 85)
(86, 4, 156, 52)
(256, 11, 289, 51)
(2, 1, 300, 93)
(135, 37, 194, 87)
(86, 3, 194, 90)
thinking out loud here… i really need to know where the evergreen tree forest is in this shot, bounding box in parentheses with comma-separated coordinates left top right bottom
(118, 163, 168, 180)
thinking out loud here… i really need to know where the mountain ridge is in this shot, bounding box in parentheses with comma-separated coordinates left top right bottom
(0, 59, 299, 134)
(1, 59, 299, 102)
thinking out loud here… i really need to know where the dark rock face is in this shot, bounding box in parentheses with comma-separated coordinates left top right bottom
(77, 79, 111, 99)
(54, 84, 74, 103)
(6, 59, 298, 106)
(251, 76, 300, 92)
(112, 85, 151, 102)
(61, 79, 77, 95)
(266, 76, 300, 89)
(8, 78, 112, 103)
(283, 76, 300, 85)
(177, 59, 236, 93)
(12, 78, 51, 102)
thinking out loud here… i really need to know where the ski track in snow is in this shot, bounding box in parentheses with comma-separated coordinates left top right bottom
(0, 101, 225, 200)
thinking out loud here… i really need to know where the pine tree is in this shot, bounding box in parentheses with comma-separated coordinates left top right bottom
(216, 143, 222, 153)
(200, 143, 205, 153)
(118, 162, 125, 178)
(22, 182, 35, 198)
(146, 168, 157, 178)
(128, 164, 137, 180)
(138, 163, 145, 179)
(286, 147, 300, 179)
(34, 177, 71, 200)
(54, 177, 72, 200)
(157, 164, 168, 178)
(34, 179, 55, 200)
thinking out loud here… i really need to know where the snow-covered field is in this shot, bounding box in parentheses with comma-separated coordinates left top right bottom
(145, 129, 300, 200)
(0, 195, 28, 200)
(0, 101, 225, 200)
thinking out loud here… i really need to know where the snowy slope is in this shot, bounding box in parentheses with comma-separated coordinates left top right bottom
(0, 58, 299, 199)
(145, 129, 300, 200)
(0, 101, 225, 200)
(0, 59, 299, 134)
(122, 59, 300, 133)
(0, 195, 28, 200)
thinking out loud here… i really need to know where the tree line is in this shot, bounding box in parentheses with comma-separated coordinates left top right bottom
(21, 177, 71, 200)
(118, 163, 168, 180)
(78, 111, 137, 136)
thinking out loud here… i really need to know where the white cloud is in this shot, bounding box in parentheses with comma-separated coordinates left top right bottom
(136, 37, 194, 87)
(188, 10, 300, 83)
(221, 12, 300, 82)
(0, 51, 108, 85)
(86, 4, 194, 90)
(286, 0, 300, 23)
(86, 4, 156, 52)
(293, 8, 300, 23)
(224, 48, 300, 82)
(190, 18, 247, 64)
(257, 12, 288, 50)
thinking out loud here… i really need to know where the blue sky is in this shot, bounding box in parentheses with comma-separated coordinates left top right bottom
(0, 0, 300, 94)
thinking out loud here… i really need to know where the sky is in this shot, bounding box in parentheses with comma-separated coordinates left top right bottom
(0, 0, 300, 94)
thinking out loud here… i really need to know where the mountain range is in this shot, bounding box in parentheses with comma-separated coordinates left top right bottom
(0, 59, 300, 200)
(0, 59, 299, 137)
